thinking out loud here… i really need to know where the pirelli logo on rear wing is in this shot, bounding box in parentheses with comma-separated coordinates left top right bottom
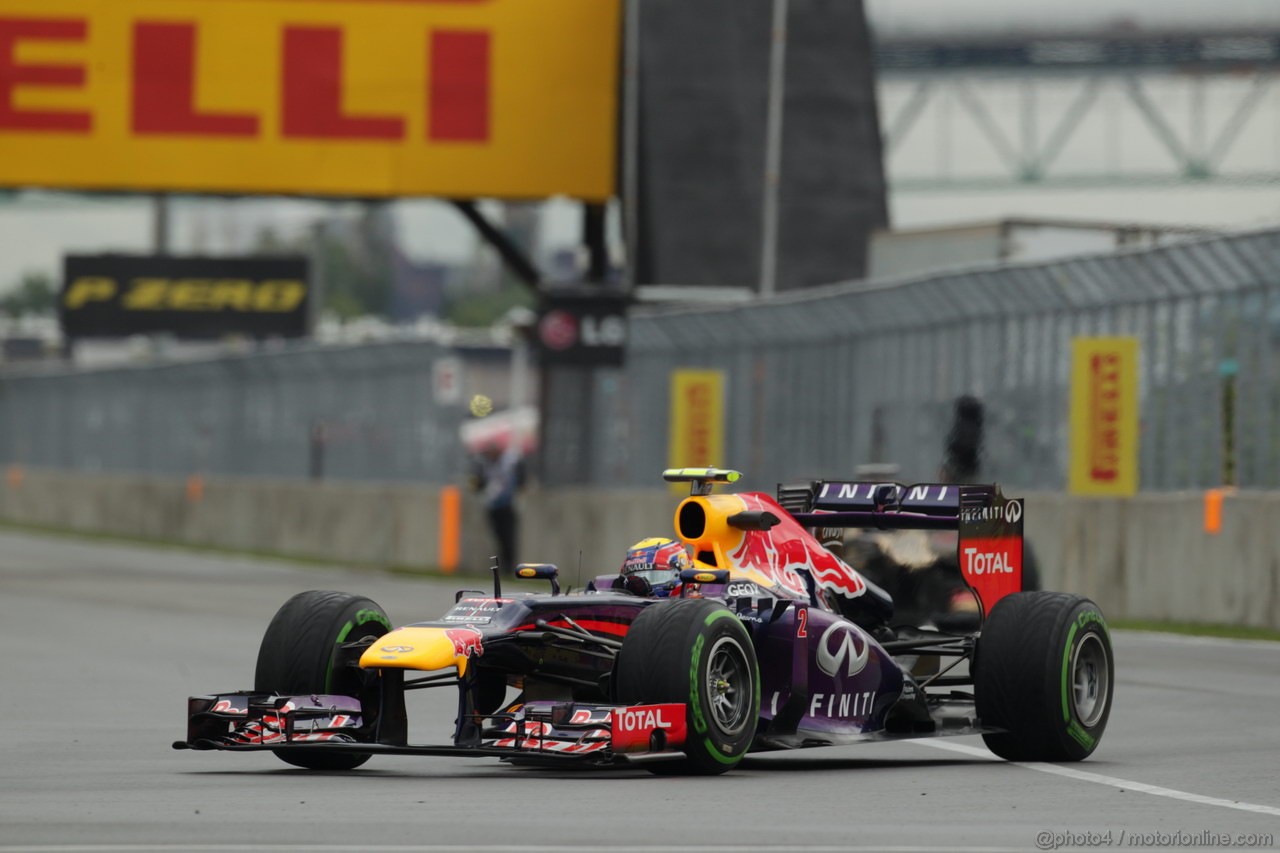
(787, 480, 1024, 619)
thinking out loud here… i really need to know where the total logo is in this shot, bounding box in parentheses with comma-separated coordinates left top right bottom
(815, 622, 869, 677)
(613, 705, 676, 733)
(963, 547, 1016, 575)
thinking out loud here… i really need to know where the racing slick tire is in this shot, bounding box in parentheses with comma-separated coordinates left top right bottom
(254, 590, 392, 770)
(615, 598, 760, 775)
(975, 591, 1113, 762)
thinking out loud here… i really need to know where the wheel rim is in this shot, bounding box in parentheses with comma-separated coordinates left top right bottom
(1070, 633, 1110, 728)
(705, 636, 752, 736)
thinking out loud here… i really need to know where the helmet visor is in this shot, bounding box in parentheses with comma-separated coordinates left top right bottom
(625, 568, 678, 587)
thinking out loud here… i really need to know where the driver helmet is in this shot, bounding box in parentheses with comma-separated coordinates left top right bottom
(619, 537, 691, 597)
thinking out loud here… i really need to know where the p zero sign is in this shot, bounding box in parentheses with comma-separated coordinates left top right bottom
(61, 255, 310, 339)
(0, 0, 620, 200)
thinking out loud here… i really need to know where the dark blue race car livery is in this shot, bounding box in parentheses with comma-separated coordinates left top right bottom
(175, 468, 1113, 774)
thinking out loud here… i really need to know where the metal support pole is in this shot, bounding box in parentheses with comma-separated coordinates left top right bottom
(583, 203, 608, 283)
(153, 194, 171, 255)
(622, 0, 641, 288)
(452, 200, 542, 292)
(758, 0, 788, 297)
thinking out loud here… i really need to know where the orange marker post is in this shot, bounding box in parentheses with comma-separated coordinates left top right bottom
(438, 485, 461, 574)
(185, 473, 205, 504)
(1203, 488, 1225, 535)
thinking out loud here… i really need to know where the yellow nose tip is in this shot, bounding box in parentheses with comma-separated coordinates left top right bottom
(358, 626, 477, 676)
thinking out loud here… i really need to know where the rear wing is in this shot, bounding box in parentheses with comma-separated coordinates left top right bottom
(784, 480, 1024, 618)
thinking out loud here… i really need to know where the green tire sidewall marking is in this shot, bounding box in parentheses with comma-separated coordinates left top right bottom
(689, 633, 708, 735)
(1061, 609, 1109, 728)
(326, 619, 356, 693)
(702, 611, 760, 711)
(703, 609, 736, 628)
(334, 620, 357, 647)
(693, 608, 757, 765)
(1067, 718, 1097, 750)
(326, 607, 389, 693)
(353, 608, 392, 631)
(1060, 620, 1079, 723)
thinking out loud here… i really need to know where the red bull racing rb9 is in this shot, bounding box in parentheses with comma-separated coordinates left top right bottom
(174, 468, 1114, 774)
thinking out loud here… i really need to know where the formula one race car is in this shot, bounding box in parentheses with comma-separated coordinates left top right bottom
(174, 468, 1114, 775)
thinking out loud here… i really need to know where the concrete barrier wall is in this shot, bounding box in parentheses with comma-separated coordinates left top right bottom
(2, 470, 1276, 629)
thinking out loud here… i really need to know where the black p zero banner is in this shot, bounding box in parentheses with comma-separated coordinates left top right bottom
(61, 255, 310, 340)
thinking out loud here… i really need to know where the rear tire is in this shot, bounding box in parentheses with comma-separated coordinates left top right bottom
(615, 598, 759, 775)
(975, 591, 1113, 761)
(254, 590, 391, 770)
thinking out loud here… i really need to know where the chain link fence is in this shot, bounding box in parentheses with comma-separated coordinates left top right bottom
(544, 227, 1280, 492)
(3, 228, 1278, 492)
(0, 340, 471, 483)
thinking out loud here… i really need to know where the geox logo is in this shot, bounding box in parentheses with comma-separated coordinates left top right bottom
(64, 277, 307, 313)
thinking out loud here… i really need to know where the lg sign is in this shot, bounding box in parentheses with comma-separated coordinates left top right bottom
(537, 292, 629, 366)
(539, 311, 626, 351)
(0, 0, 621, 199)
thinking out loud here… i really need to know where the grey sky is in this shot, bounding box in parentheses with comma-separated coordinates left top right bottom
(864, 0, 1280, 38)
(1, 1, 1278, 289)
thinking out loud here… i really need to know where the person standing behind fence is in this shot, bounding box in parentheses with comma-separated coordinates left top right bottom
(472, 442, 523, 575)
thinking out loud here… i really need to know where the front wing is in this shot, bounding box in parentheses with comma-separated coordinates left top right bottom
(172, 692, 687, 763)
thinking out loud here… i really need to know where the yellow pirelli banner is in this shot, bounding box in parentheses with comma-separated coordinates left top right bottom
(0, 0, 619, 199)
(1069, 337, 1139, 496)
(669, 370, 725, 480)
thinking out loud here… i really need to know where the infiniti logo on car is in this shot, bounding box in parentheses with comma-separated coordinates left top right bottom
(816, 622, 868, 678)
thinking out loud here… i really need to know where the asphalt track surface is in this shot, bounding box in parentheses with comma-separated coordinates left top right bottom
(2, 529, 1278, 853)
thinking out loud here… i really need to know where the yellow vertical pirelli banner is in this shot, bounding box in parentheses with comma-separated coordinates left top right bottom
(668, 370, 725, 482)
(1069, 337, 1139, 496)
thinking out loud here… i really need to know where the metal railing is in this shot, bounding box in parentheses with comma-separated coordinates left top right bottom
(0, 340, 468, 483)
(3, 228, 1278, 492)
(546, 227, 1280, 491)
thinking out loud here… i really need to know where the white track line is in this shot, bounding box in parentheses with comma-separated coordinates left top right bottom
(915, 739, 1280, 818)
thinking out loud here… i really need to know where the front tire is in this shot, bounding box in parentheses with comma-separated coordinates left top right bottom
(615, 598, 760, 775)
(254, 590, 391, 770)
(975, 591, 1113, 761)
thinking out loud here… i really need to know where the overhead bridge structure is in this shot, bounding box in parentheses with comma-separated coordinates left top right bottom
(875, 28, 1280, 191)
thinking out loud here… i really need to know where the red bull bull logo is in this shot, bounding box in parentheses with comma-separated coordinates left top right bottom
(445, 626, 485, 659)
(728, 494, 867, 599)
